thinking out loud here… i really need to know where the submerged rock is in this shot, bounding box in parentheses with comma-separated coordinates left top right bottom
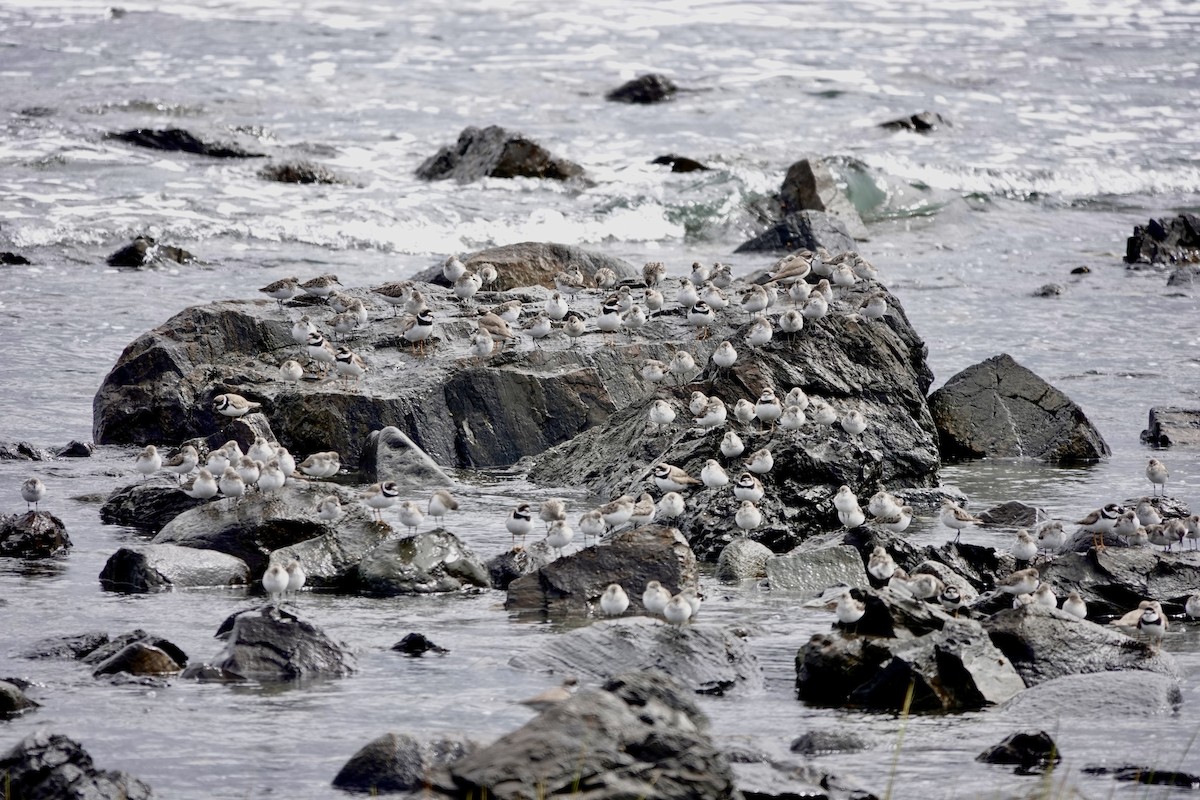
(184, 606, 355, 681)
(0, 680, 39, 718)
(433, 671, 738, 800)
(1083, 764, 1200, 788)
(333, 733, 472, 794)
(734, 209, 858, 254)
(0, 731, 155, 800)
(1, 251, 31, 265)
(0, 440, 51, 460)
(1001, 671, 1182, 718)
(0, 510, 71, 557)
(105, 235, 195, 268)
(715, 537, 773, 581)
(651, 154, 709, 172)
(1140, 406, 1200, 447)
(778, 158, 869, 241)
(1124, 213, 1200, 265)
(391, 633, 449, 656)
(257, 160, 345, 184)
(79, 631, 187, 669)
(92, 640, 185, 677)
(605, 73, 678, 104)
(56, 440, 94, 457)
(878, 111, 950, 132)
(416, 125, 584, 182)
(789, 729, 874, 755)
(19, 631, 111, 660)
(99, 543, 250, 593)
(977, 500, 1044, 528)
(976, 731, 1061, 775)
(356, 528, 490, 596)
(983, 604, 1180, 686)
(108, 126, 264, 158)
(509, 620, 763, 695)
(505, 526, 698, 617)
(928, 353, 1109, 461)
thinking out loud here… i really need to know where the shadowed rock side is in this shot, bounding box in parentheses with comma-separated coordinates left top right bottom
(184, 606, 356, 681)
(929, 353, 1109, 461)
(1124, 213, 1200, 264)
(333, 734, 473, 794)
(531, 282, 939, 560)
(0, 732, 155, 800)
(429, 671, 738, 800)
(415, 125, 584, 182)
(735, 209, 858, 254)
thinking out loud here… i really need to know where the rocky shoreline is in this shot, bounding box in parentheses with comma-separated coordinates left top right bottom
(4, 241, 1199, 799)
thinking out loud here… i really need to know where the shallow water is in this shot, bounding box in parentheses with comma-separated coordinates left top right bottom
(2, 0, 1200, 797)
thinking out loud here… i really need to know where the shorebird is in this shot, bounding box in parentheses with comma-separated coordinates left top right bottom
(20, 477, 45, 511)
(1146, 458, 1169, 496)
(262, 563, 289, 603)
(642, 580, 671, 618)
(600, 583, 629, 617)
(133, 445, 161, 481)
(1077, 503, 1122, 550)
(940, 500, 982, 542)
(1062, 591, 1087, 620)
(867, 546, 897, 583)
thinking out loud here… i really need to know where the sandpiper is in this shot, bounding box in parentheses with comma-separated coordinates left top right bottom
(134, 445, 161, 481)
(285, 559, 306, 598)
(997, 567, 1039, 597)
(545, 519, 574, 556)
(735, 500, 762, 532)
(642, 580, 671, 617)
(657, 492, 685, 519)
(1062, 590, 1087, 620)
(579, 509, 606, 543)
(700, 459, 729, 488)
(182, 468, 219, 500)
(1146, 458, 1169, 496)
(600, 583, 629, 616)
(940, 500, 983, 542)
(867, 546, 897, 583)
(1011, 529, 1038, 562)
(20, 477, 45, 510)
(262, 563, 289, 603)
(428, 488, 458, 524)
(162, 446, 199, 481)
(720, 431, 745, 458)
(745, 448, 773, 475)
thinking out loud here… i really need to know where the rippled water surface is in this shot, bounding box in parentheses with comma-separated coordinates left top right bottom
(2, 0, 1200, 797)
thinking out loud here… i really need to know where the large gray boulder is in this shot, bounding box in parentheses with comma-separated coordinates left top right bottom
(531, 278, 939, 560)
(506, 526, 698, 617)
(715, 537, 773, 581)
(510, 620, 763, 695)
(356, 528, 490, 595)
(183, 606, 355, 681)
(412, 241, 639, 291)
(333, 733, 472, 794)
(1140, 406, 1200, 447)
(416, 125, 584, 182)
(92, 640, 185, 677)
(1032, 548, 1200, 617)
(99, 543, 250, 593)
(734, 209, 858, 254)
(928, 353, 1109, 461)
(0, 510, 71, 557)
(765, 543, 869, 594)
(983, 604, 1180, 686)
(431, 671, 738, 800)
(0, 732, 154, 800)
(794, 587, 1025, 711)
(360, 425, 453, 487)
(152, 480, 388, 581)
(779, 158, 868, 241)
(1001, 671, 1182, 719)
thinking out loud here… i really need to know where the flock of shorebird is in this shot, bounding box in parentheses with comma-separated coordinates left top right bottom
(12, 254, 1200, 641)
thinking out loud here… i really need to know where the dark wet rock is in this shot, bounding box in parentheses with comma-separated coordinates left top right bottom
(1083, 764, 1200, 788)
(99, 480, 206, 532)
(983, 604, 1180, 687)
(0, 731, 155, 800)
(1140, 406, 1200, 447)
(360, 425, 453, 487)
(795, 587, 1025, 711)
(0, 511, 71, 557)
(92, 640, 185, 677)
(20, 631, 110, 660)
(651, 154, 709, 172)
(99, 543, 250, 593)
(505, 526, 698, 616)
(182, 416, 277, 460)
(257, 160, 345, 184)
(1031, 548, 1200, 617)
(715, 537, 773, 581)
(79, 630, 187, 669)
(530, 279, 938, 561)
(356, 528, 490, 596)
(56, 440, 94, 457)
(977, 500, 1044, 528)
(1166, 263, 1200, 286)
(105, 235, 195, 268)
(486, 539, 554, 590)
(391, 632, 449, 656)
(1001, 671, 1182, 718)
(789, 729, 873, 755)
(1124, 213, 1200, 265)
(765, 544, 868, 594)
(108, 126, 264, 158)
(1032, 283, 1064, 297)
(0, 680, 39, 718)
(416, 125, 584, 182)
(510, 621, 763, 695)
(976, 731, 1061, 775)
(606, 73, 678, 104)
(153, 480, 388, 581)
(928, 353, 1110, 461)
(183, 606, 355, 681)
(1, 251, 31, 265)
(413, 241, 639, 291)
(778, 158, 868, 241)
(1071, 265, 1091, 274)
(434, 670, 737, 800)
(734, 209, 858, 254)
(733, 761, 877, 800)
(838, 527, 926, 583)
(0, 440, 51, 460)
(878, 111, 950, 132)
(333, 733, 472, 794)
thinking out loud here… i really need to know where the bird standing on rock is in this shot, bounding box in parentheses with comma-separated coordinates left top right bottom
(21, 477, 45, 511)
(134, 445, 161, 481)
(600, 584, 629, 617)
